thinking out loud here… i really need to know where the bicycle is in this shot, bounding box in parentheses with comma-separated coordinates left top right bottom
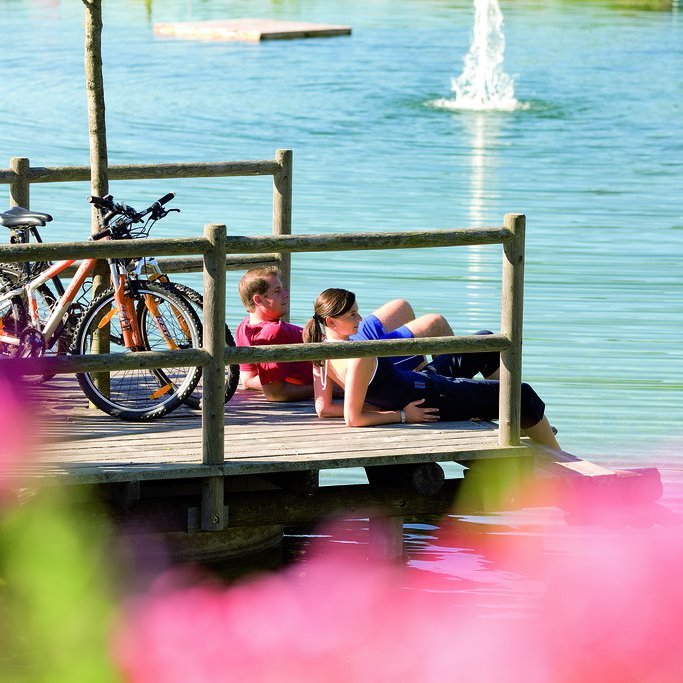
(0, 195, 203, 420)
(88, 194, 240, 408)
(0, 193, 240, 407)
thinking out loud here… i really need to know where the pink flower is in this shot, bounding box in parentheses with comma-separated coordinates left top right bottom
(115, 500, 683, 683)
(0, 369, 34, 501)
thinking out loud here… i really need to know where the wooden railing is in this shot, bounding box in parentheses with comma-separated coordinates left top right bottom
(0, 151, 293, 289)
(0, 154, 526, 531)
(0, 216, 526, 530)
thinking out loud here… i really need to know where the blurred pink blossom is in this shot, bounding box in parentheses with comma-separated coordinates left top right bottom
(0, 369, 33, 501)
(114, 508, 683, 683)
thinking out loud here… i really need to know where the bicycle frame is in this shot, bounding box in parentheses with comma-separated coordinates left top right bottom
(0, 250, 147, 352)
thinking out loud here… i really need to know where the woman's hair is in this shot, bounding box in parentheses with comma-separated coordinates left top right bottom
(302, 288, 356, 365)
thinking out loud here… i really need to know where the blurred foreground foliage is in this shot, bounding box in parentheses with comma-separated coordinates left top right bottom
(0, 486, 120, 683)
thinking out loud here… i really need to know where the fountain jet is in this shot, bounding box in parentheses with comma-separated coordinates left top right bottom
(436, 0, 520, 111)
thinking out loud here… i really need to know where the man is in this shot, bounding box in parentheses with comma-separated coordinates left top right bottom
(235, 266, 457, 402)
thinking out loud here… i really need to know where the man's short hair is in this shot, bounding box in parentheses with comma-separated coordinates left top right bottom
(238, 266, 281, 312)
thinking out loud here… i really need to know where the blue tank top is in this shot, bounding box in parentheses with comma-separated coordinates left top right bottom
(364, 356, 429, 410)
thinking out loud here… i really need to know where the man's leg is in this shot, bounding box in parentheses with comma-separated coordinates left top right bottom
(403, 314, 454, 338)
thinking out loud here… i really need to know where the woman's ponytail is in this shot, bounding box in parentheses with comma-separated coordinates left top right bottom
(302, 315, 325, 366)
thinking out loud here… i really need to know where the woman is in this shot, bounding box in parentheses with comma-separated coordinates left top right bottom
(302, 288, 561, 449)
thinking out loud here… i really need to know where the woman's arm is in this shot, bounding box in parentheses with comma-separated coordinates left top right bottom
(344, 358, 440, 427)
(313, 364, 344, 418)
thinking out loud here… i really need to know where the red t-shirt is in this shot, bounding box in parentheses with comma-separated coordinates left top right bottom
(235, 317, 313, 386)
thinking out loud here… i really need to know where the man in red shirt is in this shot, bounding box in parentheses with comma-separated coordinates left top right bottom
(236, 267, 455, 402)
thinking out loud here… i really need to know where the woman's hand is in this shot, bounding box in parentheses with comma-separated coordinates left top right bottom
(404, 399, 439, 423)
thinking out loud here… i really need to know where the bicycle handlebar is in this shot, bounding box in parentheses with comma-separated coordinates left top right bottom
(88, 192, 177, 230)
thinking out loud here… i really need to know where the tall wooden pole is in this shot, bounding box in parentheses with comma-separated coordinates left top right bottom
(83, 0, 110, 398)
(83, 0, 109, 214)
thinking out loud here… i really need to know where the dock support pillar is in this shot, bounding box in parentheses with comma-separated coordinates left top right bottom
(201, 223, 227, 531)
(368, 516, 404, 562)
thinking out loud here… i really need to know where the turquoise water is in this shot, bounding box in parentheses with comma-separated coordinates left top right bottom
(1, 0, 682, 465)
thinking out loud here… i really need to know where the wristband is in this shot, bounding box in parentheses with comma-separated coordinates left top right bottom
(399, 409, 406, 424)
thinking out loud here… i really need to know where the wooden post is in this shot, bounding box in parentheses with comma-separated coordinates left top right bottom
(83, 0, 109, 206)
(368, 516, 404, 562)
(201, 223, 227, 531)
(9, 157, 30, 208)
(273, 148, 292, 321)
(499, 213, 526, 447)
(83, 0, 111, 404)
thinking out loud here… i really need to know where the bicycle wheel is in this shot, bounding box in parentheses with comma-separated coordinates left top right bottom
(0, 272, 28, 358)
(144, 281, 240, 408)
(74, 281, 202, 421)
(0, 262, 67, 381)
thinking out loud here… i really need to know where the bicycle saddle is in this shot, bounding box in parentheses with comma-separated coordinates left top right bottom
(0, 206, 53, 228)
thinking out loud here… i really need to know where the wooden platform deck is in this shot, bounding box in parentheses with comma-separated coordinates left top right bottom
(153, 19, 352, 43)
(19, 377, 530, 486)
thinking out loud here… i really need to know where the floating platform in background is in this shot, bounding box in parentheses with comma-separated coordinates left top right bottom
(153, 18, 352, 43)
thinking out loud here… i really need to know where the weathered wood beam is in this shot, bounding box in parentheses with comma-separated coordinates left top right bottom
(0, 227, 509, 264)
(3, 334, 510, 376)
(220, 227, 512, 253)
(273, 149, 292, 320)
(221, 334, 511, 364)
(56, 254, 280, 277)
(499, 213, 525, 446)
(3, 347, 210, 375)
(92, 481, 465, 533)
(201, 223, 227, 530)
(0, 236, 209, 262)
(0, 160, 280, 184)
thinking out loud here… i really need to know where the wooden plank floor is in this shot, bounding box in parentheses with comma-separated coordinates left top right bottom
(19, 376, 531, 485)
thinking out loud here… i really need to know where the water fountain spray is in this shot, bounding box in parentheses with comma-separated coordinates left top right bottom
(436, 0, 520, 111)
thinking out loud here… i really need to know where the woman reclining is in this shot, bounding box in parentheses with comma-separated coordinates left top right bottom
(302, 288, 561, 449)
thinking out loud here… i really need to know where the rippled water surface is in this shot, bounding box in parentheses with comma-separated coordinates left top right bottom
(1, 0, 682, 467)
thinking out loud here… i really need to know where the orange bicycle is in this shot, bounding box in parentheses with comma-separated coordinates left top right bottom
(0, 195, 203, 420)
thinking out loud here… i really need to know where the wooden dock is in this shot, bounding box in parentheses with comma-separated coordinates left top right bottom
(24, 377, 527, 486)
(6, 378, 665, 562)
(153, 19, 352, 43)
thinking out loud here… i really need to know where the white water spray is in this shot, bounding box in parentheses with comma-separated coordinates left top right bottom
(435, 0, 520, 111)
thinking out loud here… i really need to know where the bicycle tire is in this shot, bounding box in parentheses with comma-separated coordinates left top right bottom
(0, 262, 67, 381)
(0, 272, 28, 359)
(73, 281, 202, 421)
(144, 281, 240, 408)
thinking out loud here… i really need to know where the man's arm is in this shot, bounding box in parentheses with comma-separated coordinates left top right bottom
(241, 368, 262, 391)
(262, 381, 313, 402)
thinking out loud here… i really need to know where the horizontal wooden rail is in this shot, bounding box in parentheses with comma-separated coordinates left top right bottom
(150, 254, 280, 275)
(5, 335, 509, 377)
(0, 236, 210, 262)
(223, 335, 511, 364)
(0, 160, 280, 185)
(45, 254, 281, 278)
(222, 227, 512, 253)
(4, 347, 211, 376)
(0, 227, 511, 264)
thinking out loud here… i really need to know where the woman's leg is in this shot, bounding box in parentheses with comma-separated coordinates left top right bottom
(423, 330, 500, 379)
(523, 415, 560, 449)
(371, 299, 414, 333)
(422, 375, 555, 447)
